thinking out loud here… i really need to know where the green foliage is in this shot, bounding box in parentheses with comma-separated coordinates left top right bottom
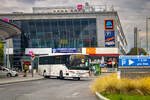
(127, 47, 147, 55)
(103, 94, 150, 100)
(0, 42, 4, 65)
(91, 73, 150, 95)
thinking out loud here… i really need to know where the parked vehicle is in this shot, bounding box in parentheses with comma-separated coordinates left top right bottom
(0, 67, 18, 77)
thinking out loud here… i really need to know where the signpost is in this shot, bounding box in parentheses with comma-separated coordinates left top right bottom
(119, 56, 150, 66)
(119, 56, 150, 78)
(29, 51, 35, 77)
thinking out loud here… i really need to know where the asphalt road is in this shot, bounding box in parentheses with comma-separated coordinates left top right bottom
(0, 78, 97, 100)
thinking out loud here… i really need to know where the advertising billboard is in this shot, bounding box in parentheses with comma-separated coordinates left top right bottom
(105, 31, 115, 47)
(104, 19, 115, 47)
(77, 4, 83, 11)
(2, 18, 9, 22)
(104, 19, 114, 30)
(86, 48, 96, 54)
(52, 48, 82, 53)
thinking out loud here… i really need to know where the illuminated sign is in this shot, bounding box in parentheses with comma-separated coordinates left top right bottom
(77, 4, 83, 11)
(105, 31, 115, 47)
(104, 19, 114, 30)
(29, 51, 33, 55)
(2, 18, 9, 22)
(86, 48, 96, 54)
(52, 48, 82, 53)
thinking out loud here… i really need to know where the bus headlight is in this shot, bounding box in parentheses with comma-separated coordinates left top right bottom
(69, 71, 75, 74)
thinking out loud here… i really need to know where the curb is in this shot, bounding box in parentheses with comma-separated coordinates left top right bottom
(0, 77, 44, 85)
(95, 92, 110, 100)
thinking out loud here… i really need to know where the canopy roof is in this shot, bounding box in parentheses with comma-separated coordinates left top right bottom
(0, 19, 21, 41)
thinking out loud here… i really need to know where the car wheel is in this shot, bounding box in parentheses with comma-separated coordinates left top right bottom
(7, 73, 12, 77)
(15, 74, 18, 77)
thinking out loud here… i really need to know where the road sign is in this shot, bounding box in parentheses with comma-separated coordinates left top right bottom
(119, 56, 150, 66)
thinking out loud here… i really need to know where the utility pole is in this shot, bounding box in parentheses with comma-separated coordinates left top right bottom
(134, 27, 138, 55)
(138, 29, 141, 55)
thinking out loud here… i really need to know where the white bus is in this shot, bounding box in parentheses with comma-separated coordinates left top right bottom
(38, 54, 90, 80)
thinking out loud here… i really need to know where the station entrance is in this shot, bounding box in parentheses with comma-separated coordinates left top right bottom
(88, 55, 119, 75)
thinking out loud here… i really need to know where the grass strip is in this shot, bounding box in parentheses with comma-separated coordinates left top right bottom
(102, 94, 150, 100)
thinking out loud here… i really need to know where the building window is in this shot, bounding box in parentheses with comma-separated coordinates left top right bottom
(13, 18, 97, 48)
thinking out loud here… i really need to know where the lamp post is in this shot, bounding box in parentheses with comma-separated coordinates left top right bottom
(137, 29, 141, 55)
(7, 39, 10, 68)
(146, 17, 150, 55)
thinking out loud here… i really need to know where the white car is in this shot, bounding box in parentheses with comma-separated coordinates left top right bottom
(0, 67, 18, 77)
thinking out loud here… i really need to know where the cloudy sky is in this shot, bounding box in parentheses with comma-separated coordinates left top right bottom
(0, 0, 150, 51)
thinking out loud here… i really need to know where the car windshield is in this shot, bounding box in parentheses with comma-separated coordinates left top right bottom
(2, 68, 9, 71)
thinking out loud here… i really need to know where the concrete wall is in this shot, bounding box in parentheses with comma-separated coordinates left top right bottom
(96, 14, 116, 47)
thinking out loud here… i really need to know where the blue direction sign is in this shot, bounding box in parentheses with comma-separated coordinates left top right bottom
(119, 56, 150, 66)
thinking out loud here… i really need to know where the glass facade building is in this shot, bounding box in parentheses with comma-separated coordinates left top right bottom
(12, 18, 97, 49)
(10, 18, 97, 68)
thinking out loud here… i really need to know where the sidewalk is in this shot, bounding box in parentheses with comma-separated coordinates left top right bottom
(90, 72, 113, 78)
(0, 73, 44, 85)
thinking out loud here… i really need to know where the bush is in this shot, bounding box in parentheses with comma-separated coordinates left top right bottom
(91, 73, 150, 95)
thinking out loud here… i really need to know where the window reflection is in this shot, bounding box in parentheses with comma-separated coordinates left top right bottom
(13, 18, 97, 48)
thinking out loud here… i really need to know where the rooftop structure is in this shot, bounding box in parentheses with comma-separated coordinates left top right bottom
(32, 2, 115, 13)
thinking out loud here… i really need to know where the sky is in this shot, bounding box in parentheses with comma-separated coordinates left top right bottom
(0, 0, 150, 51)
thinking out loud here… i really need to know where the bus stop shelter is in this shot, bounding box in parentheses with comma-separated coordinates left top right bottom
(0, 19, 21, 67)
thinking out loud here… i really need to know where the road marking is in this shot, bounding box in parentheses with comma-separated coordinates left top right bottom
(72, 92, 80, 96)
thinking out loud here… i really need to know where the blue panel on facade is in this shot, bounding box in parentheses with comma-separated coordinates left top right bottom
(105, 31, 115, 47)
(52, 48, 82, 53)
(119, 56, 150, 66)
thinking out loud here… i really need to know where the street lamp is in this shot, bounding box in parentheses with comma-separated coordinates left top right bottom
(7, 39, 10, 68)
(137, 29, 141, 55)
(146, 17, 150, 55)
(138, 29, 142, 48)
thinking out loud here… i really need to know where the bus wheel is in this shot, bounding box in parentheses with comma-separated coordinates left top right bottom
(43, 71, 49, 78)
(59, 71, 64, 79)
(73, 77, 80, 81)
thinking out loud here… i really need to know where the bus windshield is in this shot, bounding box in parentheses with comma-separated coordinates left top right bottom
(68, 55, 89, 70)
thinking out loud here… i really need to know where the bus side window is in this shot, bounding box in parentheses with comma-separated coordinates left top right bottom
(61, 56, 68, 64)
(39, 56, 49, 65)
(55, 56, 61, 64)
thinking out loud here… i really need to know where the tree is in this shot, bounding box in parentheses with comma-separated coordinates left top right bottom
(0, 42, 4, 65)
(127, 47, 147, 55)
